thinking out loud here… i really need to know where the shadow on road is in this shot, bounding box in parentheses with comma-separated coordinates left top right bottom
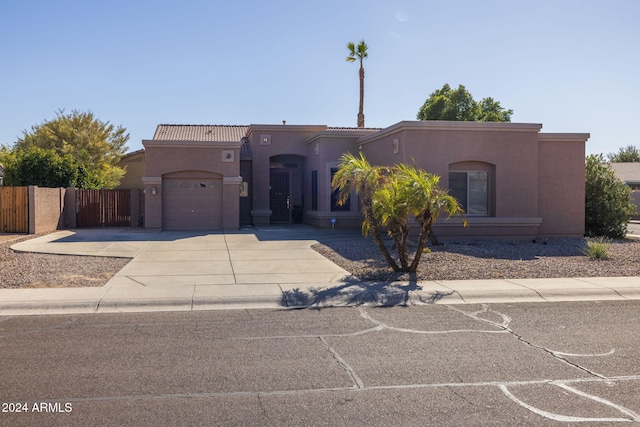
(281, 276, 454, 308)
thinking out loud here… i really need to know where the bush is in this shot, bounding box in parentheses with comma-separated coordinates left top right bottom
(5, 147, 86, 188)
(580, 237, 610, 259)
(585, 154, 636, 238)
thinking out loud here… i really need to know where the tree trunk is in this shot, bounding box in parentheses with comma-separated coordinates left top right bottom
(391, 222, 410, 271)
(358, 66, 365, 128)
(409, 217, 433, 272)
(363, 202, 399, 271)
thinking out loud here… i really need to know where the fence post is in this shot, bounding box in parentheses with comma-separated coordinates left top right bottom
(28, 186, 35, 234)
(64, 188, 77, 229)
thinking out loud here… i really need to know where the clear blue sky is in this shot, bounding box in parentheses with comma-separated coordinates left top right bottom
(1, 0, 638, 156)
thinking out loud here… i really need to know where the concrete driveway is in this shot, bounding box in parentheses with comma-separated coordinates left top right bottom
(11, 226, 354, 284)
(7, 225, 358, 312)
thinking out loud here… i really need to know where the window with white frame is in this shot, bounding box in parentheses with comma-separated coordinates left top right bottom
(449, 171, 489, 215)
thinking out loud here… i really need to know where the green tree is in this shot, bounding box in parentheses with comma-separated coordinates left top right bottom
(332, 153, 464, 273)
(346, 40, 368, 128)
(417, 84, 513, 122)
(607, 145, 640, 162)
(14, 109, 128, 188)
(585, 154, 636, 238)
(476, 97, 513, 122)
(0, 147, 16, 186)
(5, 147, 86, 188)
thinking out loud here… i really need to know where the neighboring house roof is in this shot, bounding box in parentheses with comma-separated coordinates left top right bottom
(120, 149, 145, 160)
(306, 126, 381, 143)
(609, 162, 640, 184)
(153, 124, 249, 142)
(327, 126, 382, 133)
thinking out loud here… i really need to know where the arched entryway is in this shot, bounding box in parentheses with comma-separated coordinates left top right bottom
(269, 155, 304, 223)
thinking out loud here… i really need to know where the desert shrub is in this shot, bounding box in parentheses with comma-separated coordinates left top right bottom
(580, 237, 610, 259)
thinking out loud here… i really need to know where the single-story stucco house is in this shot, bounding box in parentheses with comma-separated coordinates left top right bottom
(122, 120, 589, 240)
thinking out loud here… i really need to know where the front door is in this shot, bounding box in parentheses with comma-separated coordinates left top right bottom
(270, 170, 290, 222)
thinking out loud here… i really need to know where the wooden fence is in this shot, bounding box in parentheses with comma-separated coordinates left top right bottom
(76, 189, 131, 227)
(0, 186, 28, 233)
(0, 187, 29, 233)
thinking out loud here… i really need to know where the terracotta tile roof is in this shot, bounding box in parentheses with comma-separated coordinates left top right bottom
(610, 162, 640, 183)
(153, 125, 248, 142)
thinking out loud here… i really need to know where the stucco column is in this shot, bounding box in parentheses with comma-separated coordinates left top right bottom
(142, 176, 162, 229)
(223, 176, 241, 230)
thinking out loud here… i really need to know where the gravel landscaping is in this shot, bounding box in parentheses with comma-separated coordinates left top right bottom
(0, 235, 130, 289)
(312, 236, 640, 282)
(2, 232, 640, 289)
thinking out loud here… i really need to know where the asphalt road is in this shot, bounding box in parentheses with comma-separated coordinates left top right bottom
(627, 221, 640, 237)
(1, 301, 639, 426)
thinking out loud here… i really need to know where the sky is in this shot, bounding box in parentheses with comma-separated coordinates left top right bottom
(1, 0, 638, 156)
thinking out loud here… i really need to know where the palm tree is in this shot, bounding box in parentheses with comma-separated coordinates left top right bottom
(393, 164, 465, 272)
(331, 152, 399, 270)
(346, 40, 368, 128)
(333, 153, 466, 273)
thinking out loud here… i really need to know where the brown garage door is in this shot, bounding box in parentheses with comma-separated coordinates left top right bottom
(163, 178, 222, 230)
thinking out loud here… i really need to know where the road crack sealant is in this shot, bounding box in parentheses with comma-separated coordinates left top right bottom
(319, 336, 364, 390)
(443, 303, 640, 423)
(8, 305, 638, 423)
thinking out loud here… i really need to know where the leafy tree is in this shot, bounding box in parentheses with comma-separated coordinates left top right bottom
(346, 40, 368, 128)
(607, 145, 640, 162)
(0, 147, 15, 186)
(476, 97, 513, 122)
(417, 84, 513, 122)
(13, 109, 128, 188)
(5, 147, 87, 188)
(585, 154, 636, 238)
(332, 152, 464, 272)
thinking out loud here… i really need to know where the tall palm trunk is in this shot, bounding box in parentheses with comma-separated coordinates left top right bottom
(347, 40, 368, 128)
(358, 66, 365, 128)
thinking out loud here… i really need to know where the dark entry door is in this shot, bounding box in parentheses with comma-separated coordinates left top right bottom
(270, 170, 290, 222)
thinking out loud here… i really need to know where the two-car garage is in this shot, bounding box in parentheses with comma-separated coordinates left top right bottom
(162, 172, 223, 231)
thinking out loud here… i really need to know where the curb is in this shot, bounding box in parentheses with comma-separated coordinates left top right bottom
(2, 284, 640, 315)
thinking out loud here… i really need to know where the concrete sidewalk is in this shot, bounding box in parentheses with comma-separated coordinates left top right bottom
(2, 226, 640, 315)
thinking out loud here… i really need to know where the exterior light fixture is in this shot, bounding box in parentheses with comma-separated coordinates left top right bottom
(151, 187, 157, 196)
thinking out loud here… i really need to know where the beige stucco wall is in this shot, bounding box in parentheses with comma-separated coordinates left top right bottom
(246, 125, 325, 224)
(304, 132, 362, 228)
(29, 187, 66, 234)
(142, 140, 241, 230)
(358, 121, 588, 239)
(537, 134, 587, 237)
(117, 150, 145, 190)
